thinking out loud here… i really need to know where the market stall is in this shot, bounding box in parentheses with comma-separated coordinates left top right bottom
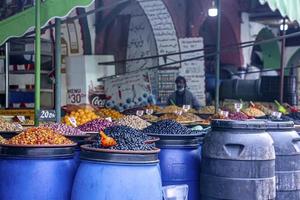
(2, 0, 300, 199)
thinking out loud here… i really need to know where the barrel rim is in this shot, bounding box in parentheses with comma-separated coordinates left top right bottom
(80, 144, 160, 164)
(211, 119, 266, 130)
(0, 143, 77, 148)
(145, 136, 160, 143)
(0, 144, 76, 158)
(63, 134, 90, 138)
(80, 144, 160, 154)
(146, 132, 205, 138)
(265, 120, 295, 130)
(155, 138, 202, 148)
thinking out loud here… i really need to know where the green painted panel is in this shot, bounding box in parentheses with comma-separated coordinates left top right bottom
(256, 28, 281, 70)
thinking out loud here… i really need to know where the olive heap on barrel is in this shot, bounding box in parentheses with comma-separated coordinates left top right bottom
(5, 127, 74, 145)
(92, 126, 155, 151)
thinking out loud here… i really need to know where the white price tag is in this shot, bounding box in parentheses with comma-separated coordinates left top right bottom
(271, 111, 282, 119)
(145, 109, 153, 115)
(174, 109, 183, 116)
(136, 110, 144, 117)
(234, 103, 243, 112)
(182, 105, 191, 112)
(220, 110, 229, 118)
(17, 116, 26, 123)
(68, 117, 77, 127)
(105, 117, 112, 122)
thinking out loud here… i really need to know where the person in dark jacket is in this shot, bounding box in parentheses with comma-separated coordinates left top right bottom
(167, 76, 201, 110)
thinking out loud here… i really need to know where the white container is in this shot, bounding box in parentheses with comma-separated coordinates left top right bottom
(163, 185, 188, 200)
(66, 55, 115, 105)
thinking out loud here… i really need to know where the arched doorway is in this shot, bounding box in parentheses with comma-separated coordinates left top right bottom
(250, 28, 280, 73)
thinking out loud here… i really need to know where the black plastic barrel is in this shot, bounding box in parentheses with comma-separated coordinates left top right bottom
(260, 76, 298, 105)
(200, 120, 276, 200)
(266, 121, 300, 199)
(219, 79, 261, 101)
(260, 76, 297, 95)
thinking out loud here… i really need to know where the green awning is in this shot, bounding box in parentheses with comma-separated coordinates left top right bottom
(259, 0, 300, 23)
(0, 0, 94, 45)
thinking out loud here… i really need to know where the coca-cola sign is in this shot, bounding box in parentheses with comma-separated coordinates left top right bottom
(89, 94, 107, 107)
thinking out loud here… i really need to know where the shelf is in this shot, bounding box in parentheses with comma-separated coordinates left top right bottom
(9, 89, 53, 93)
(41, 89, 53, 93)
(9, 51, 52, 57)
(9, 70, 51, 74)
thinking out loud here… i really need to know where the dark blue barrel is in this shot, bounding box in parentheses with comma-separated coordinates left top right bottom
(65, 135, 91, 167)
(149, 133, 203, 200)
(71, 145, 162, 200)
(200, 120, 276, 200)
(266, 121, 300, 199)
(0, 144, 77, 200)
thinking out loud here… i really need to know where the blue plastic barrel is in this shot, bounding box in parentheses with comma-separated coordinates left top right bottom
(71, 145, 162, 200)
(0, 144, 77, 200)
(148, 134, 203, 200)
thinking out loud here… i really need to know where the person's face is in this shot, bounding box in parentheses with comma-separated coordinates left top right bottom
(176, 79, 185, 91)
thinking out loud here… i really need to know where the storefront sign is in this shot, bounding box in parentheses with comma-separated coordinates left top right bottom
(104, 71, 153, 111)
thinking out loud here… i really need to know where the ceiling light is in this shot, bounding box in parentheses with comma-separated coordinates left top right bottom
(208, 0, 218, 17)
(280, 24, 288, 31)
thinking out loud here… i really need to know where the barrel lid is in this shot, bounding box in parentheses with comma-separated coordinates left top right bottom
(212, 119, 266, 130)
(146, 133, 203, 147)
(80, 144, 160, 164)
(265, 120, 294, 130)
(0, 144, 76, 158)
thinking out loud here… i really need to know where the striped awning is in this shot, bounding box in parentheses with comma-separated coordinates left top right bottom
(259, 0, 300, 23)
(0, 0, 94, 45)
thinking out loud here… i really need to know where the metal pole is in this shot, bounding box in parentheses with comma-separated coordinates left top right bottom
(5, 43, 9, 108)
(55, 18, 61, 123)
(215, 0, 221, 113)
(34, 0, 41, 126)
(279, 19, 286, 103)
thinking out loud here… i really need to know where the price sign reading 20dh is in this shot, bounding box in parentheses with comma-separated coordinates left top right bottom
(38, 110, 56, 122)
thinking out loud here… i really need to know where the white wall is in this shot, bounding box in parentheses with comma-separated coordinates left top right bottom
(240, 13, 267, 68)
